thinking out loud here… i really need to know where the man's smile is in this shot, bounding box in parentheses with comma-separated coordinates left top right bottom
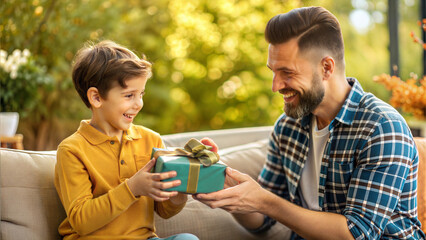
(280, 89, 298, 103)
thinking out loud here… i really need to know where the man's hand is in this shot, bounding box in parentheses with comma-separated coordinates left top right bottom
(194, 167, 266, 214)
(127, 158, 181, 201)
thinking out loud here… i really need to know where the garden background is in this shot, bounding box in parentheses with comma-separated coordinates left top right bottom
(0, 0, 423, 150)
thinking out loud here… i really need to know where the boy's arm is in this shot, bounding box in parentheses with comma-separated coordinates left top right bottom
(154, 197, 186, 219)
(153, 138, 186, 219)
(55, 146, 138, 236)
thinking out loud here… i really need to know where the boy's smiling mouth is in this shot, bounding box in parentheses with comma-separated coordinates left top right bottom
(123, 113, 135, 120)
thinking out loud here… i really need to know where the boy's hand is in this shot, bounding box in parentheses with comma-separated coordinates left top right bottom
(127, 137, 216, 203)
(127, 158, 181, 202)
(200, 137, 219, 153)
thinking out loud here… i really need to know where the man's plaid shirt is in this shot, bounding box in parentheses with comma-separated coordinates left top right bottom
(258, 78, 425, 239)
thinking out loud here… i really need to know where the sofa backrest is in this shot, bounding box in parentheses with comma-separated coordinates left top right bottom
(162, 126, 273, 149)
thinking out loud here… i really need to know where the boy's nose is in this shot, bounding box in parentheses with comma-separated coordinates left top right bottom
(135, 98, 143, 109)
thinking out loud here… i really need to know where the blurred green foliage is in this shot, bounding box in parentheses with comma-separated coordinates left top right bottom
(0, 50, 54, 118)
(0, 0, 422, 150)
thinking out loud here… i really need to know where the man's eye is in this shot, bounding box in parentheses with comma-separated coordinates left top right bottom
(125, 94, 133, 98)
(282, 71, 294, 78)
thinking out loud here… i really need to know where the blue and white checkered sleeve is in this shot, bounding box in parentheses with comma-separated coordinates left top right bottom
(258, 123, 289, 199)
(250, 123, 288, 233)
(343, 118, 416, 239)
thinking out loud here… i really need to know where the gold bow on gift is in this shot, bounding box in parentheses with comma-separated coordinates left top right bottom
(153, 138, 219, 167)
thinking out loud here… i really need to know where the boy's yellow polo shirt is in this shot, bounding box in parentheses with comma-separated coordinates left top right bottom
(54, 120, 185, 240)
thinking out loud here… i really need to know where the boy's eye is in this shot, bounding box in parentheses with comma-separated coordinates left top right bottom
(125, 94, 133, 98)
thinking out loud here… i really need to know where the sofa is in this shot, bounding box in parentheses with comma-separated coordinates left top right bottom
(0, 126, 425, 240)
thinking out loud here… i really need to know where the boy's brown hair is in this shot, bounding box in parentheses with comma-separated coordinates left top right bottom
(265, 6, 345, 70)
(72, 40, 152, 108)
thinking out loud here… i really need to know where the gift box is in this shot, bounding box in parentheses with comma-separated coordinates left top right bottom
(152, 139, 226, 194)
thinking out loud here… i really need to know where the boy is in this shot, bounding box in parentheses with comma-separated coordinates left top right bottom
(54, 40, 199, 240)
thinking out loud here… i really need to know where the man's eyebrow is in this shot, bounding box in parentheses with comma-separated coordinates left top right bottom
(266, 64, 294, 72)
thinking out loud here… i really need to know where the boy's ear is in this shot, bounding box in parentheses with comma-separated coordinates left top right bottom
(87, 87, 102, 108)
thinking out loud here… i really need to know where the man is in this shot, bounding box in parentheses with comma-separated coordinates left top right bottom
(195, 6, 425, 239)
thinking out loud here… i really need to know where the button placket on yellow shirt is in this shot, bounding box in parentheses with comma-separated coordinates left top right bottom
(118, 136, 137, 181)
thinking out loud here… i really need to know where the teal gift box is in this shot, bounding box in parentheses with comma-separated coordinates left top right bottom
(152, 147, 226, 194)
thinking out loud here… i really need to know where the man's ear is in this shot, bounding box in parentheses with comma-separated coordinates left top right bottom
(87, 87, 102, 108)
(321, 56, 335, 80)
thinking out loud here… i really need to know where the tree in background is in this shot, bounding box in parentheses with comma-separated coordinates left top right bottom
(133, 0, 299, 133)
(0, 0, 420, 150)
(1, 0, 126, 149)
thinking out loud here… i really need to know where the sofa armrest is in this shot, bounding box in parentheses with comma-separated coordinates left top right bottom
(0, 148, 65, 240)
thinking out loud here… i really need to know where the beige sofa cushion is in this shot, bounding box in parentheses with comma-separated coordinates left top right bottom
(155, 196, 290, 240)
(0, 149, 65, 240)
(219, 139, 269, 179)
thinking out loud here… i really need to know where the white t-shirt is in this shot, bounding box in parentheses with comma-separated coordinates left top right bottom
(299, 116, 330, 210)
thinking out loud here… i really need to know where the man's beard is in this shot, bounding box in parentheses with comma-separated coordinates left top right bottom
(284, 72, 325, 119)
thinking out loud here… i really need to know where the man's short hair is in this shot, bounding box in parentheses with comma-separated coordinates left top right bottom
(265, 6, 344, 68)
(72, 40, 152, 108)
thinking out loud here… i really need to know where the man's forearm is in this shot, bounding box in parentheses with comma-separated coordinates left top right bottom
(259, 190, 354, 240)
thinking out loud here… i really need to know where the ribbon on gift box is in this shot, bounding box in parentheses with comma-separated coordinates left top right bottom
(153, 138, 220, 193)
(153, 138, 219, 166)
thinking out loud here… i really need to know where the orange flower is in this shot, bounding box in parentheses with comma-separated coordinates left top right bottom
(375, 74, 426, 119)
(375, 19, 426, 119)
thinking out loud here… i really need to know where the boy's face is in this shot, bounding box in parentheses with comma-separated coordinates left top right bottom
(96, 75, 147, 136)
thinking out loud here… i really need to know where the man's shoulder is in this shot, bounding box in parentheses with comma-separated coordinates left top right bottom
(274, 113, 305, 131)
(275, 113, 301, 126)
(272, 113, 309, 143)
(358, 93, 406, 124)
(349, 93, 415, 140)
(345, 78, 406, 127)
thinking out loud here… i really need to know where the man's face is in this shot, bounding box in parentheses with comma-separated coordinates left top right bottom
(267, 39, 325, 119)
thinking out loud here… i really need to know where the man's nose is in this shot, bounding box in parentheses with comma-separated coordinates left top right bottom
(272, 75, 285, 92)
